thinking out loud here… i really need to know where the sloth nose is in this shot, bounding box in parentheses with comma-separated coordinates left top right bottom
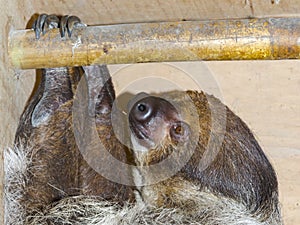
(127, 92, 149, 113)
(132, 98, 155, 122)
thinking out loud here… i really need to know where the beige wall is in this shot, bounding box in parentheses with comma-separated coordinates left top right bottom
(1, 1, 299, 224)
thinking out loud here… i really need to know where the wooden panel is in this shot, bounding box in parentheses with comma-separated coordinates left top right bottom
(7, 0, 300, 30)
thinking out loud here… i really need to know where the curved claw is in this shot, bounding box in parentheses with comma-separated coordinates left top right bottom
(33, 14, 48, 39)
(59, 15, 69, 38)
(33, 14, 85, 39)
(42, 15, 59, 36)
(33, 14, 59, 39)
(66, 16, 84, 37)
(60, 15, 85, 38)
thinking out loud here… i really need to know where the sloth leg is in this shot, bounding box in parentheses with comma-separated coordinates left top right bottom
(31, 14, 84, 128)
(11, 14, 84, 220)
(15, 14, 84, 139)
(76, 65, 135, 202)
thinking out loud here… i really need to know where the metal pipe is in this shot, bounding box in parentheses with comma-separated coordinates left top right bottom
(8, 18, 300, 69)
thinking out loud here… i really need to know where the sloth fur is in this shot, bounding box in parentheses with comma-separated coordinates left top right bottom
(5, 144, 281, 225)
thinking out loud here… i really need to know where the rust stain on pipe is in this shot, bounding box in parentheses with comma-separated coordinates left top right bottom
(8, 18, 300, 69)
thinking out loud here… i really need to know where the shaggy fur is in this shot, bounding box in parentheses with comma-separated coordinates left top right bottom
(5, 144, 281, 225)
(4, 146, 28, 225)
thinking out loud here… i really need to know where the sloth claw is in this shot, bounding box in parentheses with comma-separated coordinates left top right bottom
(42, 15, 59, 35)
(33, 14, 85, 39)
(59, 15, 69, 38)
(60, 15, 84, 38)
(33, 13, 48, 39)
(67, 16, 83, 37)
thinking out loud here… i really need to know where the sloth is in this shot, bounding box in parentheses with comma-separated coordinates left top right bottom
(128, 91, 283, 224)
(5, 14, 283, 225)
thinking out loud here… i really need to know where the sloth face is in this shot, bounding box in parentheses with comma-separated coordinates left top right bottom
(127, 91, 281, 223)
(128, 93, 191, 151)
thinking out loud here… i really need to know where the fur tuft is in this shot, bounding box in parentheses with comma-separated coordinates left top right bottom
(5, 194, 274, 225)
(4, 145, 281, 225)
(4, 145, 30, 225)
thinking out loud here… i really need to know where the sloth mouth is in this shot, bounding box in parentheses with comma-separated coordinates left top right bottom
(129, 120, 149, 141)
(129, 120, 156, 150)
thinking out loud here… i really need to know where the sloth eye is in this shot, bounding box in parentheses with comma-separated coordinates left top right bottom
(170, 121, 190, 143)
(174, 125, 183, 135)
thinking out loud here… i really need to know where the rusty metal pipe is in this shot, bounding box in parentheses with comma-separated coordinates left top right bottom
(8, 18, 300, 69)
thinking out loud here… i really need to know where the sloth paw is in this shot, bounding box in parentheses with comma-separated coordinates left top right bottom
(59, 15, 86, 38)
(33, 14, 86, 39)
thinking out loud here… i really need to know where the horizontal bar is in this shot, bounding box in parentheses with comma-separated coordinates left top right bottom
(9, 18, 300, 69)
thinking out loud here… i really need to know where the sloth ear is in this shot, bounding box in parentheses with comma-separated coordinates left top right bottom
(169, 121, 190, 144)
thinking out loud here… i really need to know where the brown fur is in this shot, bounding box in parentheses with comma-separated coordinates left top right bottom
(129, 90, 282, 224)
(14, 66, 134, 222)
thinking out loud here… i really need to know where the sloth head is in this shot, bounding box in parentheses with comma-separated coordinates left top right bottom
(127, 90, 280, 218)
(129, 94, 190, 148)
(127, 92, 200, 167)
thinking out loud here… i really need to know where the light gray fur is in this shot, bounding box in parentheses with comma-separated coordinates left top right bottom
(4, 145, 29, 225)
(4, 145, 282, 225)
